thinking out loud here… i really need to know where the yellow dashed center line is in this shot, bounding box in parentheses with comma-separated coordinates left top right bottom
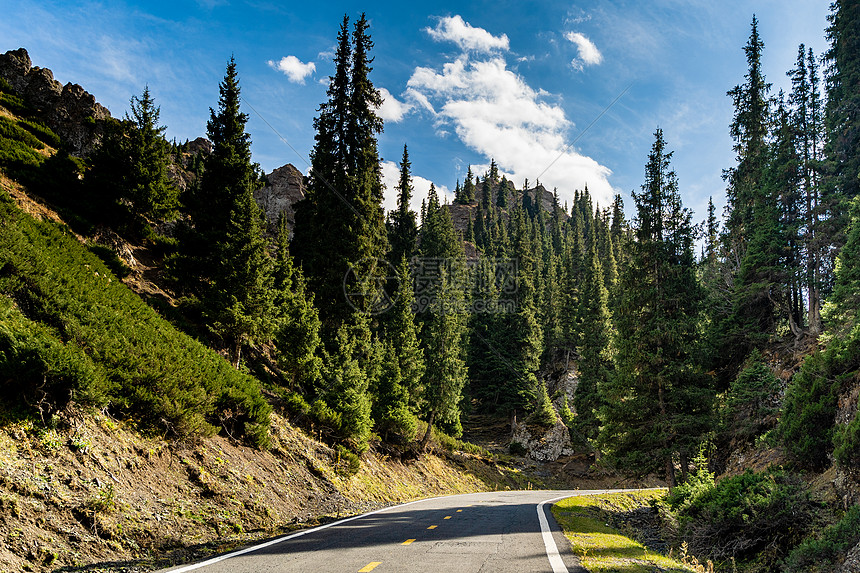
(427, 525, 437, 530)
(402, 538, 416, 545)
(456, 509, 463, 512)
(443, 516, 452, 519)
(358, 562, 382, 572)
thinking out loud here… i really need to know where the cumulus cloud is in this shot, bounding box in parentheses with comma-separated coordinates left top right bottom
(405, 53, 614, 207)
(565, 31, 603, 71)
(381, 160, 452, 214)
(377, 87, 413, 123)
(425, 15, 509, 53)
(268, 55, 316, 84)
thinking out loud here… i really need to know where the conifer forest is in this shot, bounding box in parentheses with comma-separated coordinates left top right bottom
(1, 3, 860, 572)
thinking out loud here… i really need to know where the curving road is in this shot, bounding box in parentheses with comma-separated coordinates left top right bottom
(159, 490, 616, 573)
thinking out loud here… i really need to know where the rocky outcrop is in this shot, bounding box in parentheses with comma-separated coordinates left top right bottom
(840, 542, 860, 573)
(511, 418, 574, 462)
(509, 354, 580, 462)
(254, 163, 306, 237)
(0, 48, 111, 156)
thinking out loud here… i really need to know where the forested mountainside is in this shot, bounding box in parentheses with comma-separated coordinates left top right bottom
(1, 3, 860, 572)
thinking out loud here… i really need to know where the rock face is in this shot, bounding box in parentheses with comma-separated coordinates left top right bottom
(254, 163, 306, 237)
(840, 542, 860, 573)
(511, 418, 574, 462)
(509, 354, 579, 462)
(0, 48, 111, 156)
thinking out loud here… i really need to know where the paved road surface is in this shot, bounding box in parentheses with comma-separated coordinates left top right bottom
(160, 490, 617, 573)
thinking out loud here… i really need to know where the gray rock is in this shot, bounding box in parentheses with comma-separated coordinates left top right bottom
(254, 163, 306, 238)
(0, 48, 111, 156)
(840, 541, 860, 573)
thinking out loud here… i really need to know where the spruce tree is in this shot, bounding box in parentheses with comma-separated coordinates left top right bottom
(373, 340, 417, 441)
(825, 0, 860, 208)
(462, 166, 476, 203)
(724, 15, 771, 259)
(192, 57, 273, 367)
(292, 15, 388, 334)
(385, 257, 425, 412)
(124, 86, 179, 223)
(574, 223, 611, 444)
(388, 144, 419, 266)
(272, 213, 323, 392)
(601, 129, 711, 486)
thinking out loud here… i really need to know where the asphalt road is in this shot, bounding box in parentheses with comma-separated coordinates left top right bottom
(159, 490, 617, 573)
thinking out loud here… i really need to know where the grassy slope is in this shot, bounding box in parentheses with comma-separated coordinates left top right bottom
(552, 491, 701, 573)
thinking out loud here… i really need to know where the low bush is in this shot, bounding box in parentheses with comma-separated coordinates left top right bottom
(780, 324, 860, 470)
(671, 468, 817, 567)
(723, 351, 781, 444)
(0, 193, 271, 447)
(784, 505, 860, 573)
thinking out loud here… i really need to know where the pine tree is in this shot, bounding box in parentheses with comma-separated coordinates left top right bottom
(462, 166, 476, 203)
(789, 44, 826, 333)
(388, 144, 419, 266)
(124, 86, 179, 223)
(417, 190, 469, 440)
(385, 257, 425, 412)
(419, 270, 468, 441)
(317, 314, 374, 452)
(574, 223, 611, 443)
(724, 15, 771, 260)
(480, 175, 492, 210)
(496, 176, 508, 208)
(292, 15, 388, 334)
(373, 340, 417, 441)
(86, 86, 178, 231)
(825, 0, 860, 208)
(272, 213, 323, 392)
(192, 57, 273, 367)
(601, 129, 712, 486)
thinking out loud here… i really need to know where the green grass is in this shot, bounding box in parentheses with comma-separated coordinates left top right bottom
(0, 191, 271, 447)
(552, 491, 699, 573)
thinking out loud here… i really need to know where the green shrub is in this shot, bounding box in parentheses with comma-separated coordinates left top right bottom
(17, 119, 61, 148)
(0, 77, 13, 93)
(87, 244, 131, 279)
(0, 195, 271, 447)
(0, 116, 44, 149)
(334, 444, 360, 477)
(780, 325, 860, 470)
(665, 452, 715, 513)
(672, 468, 816, 565)
(0, 297, 108, 414)
(784, 505, 860, 573)
(0, 92, 31, 116)
(834, 412, 860, 468)
(723, 351, 781, 443)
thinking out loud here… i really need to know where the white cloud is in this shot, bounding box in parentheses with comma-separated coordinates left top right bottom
(267, 55, 316, 84)
(425, 15, 509, 54)
(381, 161, 452, 214)
(377, 87, 413, 123)
(565, 31, 603, 71)
(406, 54, 615, 208)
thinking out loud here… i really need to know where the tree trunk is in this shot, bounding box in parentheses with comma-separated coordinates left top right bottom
(679, 451, 689, 484)
(420, 409, 436, 451)
(665, 456, 677, 489)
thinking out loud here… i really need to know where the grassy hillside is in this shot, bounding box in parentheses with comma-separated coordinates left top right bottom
(0, 188, 270, 446)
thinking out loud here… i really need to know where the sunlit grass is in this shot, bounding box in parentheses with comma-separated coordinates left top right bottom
(552, 492, 700, 573)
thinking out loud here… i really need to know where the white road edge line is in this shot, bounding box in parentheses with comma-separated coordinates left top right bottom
(164, 496, 437, 573)
(537, 495, 572, 573)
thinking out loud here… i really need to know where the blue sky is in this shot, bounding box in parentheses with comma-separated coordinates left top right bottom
(1, 0, 831, 221)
